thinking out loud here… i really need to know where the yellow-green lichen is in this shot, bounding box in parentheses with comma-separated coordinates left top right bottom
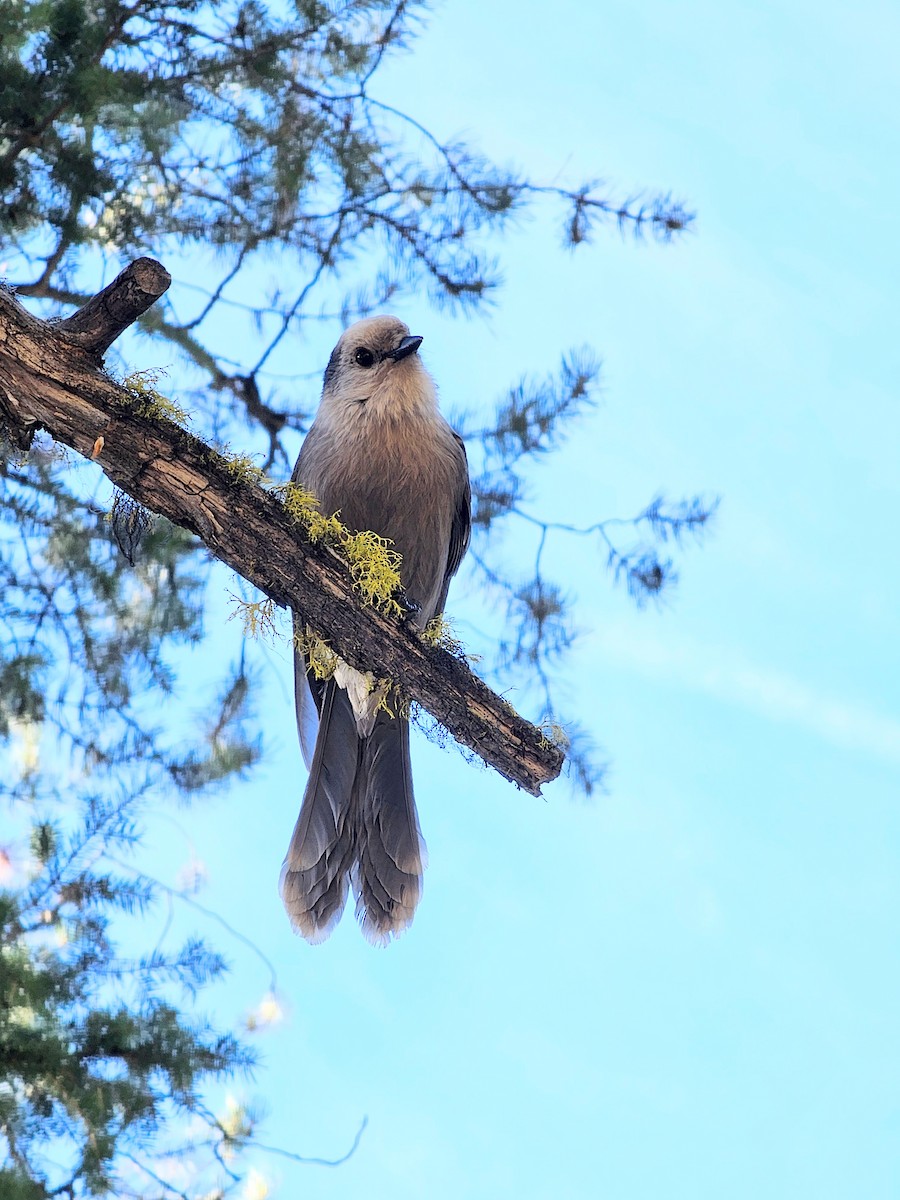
(229, 594, 278, 642)
(294, 627, 400, 715)
(216, 449, 266, 485)
(275, 481, 404, 616)
(420, 615, 480, 664)
(292, 627, 339, 681)
(372, 683, 402, 720)
(420, 615, 449, 647)
(342, 529, 403, 612)
(387, 690, 412, 721)
(121, 368, 190, 425)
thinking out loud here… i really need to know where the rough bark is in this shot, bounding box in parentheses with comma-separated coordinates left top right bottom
(0, 260, 564, 794)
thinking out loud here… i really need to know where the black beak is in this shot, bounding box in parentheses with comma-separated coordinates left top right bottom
(386, 335, 423, 362)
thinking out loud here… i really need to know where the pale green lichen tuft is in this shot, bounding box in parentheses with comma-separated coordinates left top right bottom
(216, 448, 266, 485)
(389, 690, 412, 721)
(420, 615, 449, 647)
(275, 482, 404, 616)
(228, 594, 278, 642)
(538, 721, 570, 752)
(342, 529, 403, 613)
(420, 615, 480, 664)
(293, 627, 339, 681)
(121, 367, 190, 425)
(375, 685, 402, 719)
(294, 627, 398, 709)
(274, 481, 320, 522)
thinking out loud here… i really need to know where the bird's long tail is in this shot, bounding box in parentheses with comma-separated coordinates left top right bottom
(281, 686, 427, 945)
(280, 679, 359, 943)
(353, 710, 427, 946)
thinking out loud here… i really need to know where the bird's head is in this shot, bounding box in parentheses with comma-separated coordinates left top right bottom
(320, 316, 436, 421)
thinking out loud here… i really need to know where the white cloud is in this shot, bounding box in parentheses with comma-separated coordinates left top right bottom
(593, 623, 900, 766)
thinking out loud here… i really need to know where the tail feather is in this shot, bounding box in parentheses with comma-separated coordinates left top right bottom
(280, 680, 359, 942)
(292, 618, 319, 771)
(282, 682, 427, 946)
(352, 713, 426, 946)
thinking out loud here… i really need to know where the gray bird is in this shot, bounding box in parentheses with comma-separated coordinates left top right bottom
(281, 316, 471, 945)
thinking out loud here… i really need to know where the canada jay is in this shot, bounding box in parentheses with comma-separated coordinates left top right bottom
(280, 316, 471, 945)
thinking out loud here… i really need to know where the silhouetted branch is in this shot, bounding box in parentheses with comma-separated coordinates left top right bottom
(0, 261, 563, 794)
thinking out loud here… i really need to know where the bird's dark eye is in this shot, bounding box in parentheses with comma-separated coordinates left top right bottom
(354, 346, 376, 368)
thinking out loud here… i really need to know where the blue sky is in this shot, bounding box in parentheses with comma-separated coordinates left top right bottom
(94, 2, 900, 1196)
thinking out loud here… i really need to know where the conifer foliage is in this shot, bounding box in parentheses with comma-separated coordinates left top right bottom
(1, 2, 710, 1193)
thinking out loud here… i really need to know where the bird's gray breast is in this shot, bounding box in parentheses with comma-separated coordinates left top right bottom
(296, 416, 461, 625)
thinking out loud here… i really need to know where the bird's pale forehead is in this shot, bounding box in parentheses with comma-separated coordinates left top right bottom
(341, 316, 409, 350)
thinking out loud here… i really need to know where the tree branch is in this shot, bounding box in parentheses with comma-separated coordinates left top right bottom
(54, 257, 172, 357)
(0, 260, 563, 794)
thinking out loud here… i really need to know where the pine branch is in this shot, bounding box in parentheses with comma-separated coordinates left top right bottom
(0, 260, 563, 795)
